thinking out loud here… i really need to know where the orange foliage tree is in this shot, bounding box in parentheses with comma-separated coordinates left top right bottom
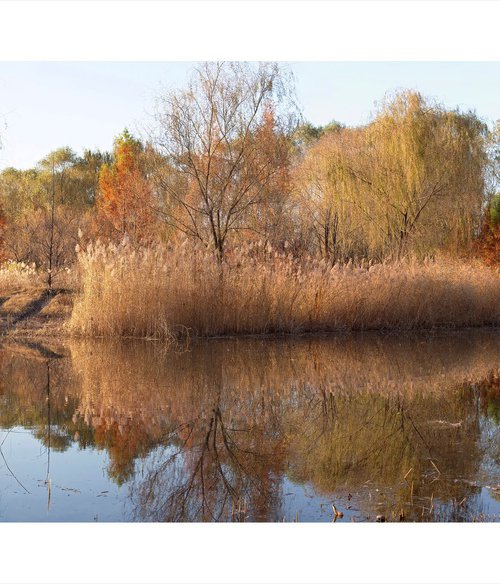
(98, 130, 155, 242)
(476, 199, 500, 266)
(244, 105, 294, 249)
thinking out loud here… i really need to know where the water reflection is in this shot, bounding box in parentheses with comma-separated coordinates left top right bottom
(0, 330, 499, 522)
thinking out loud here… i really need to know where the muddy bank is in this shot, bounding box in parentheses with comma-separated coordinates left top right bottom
(0, 287, 73, 337)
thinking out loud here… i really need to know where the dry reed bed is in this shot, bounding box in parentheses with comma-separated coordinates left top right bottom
(69, 242, 500, 339)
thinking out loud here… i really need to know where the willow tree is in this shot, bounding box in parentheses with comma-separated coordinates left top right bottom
(294, 127, 368, 262)
(297, 91, 488, 260)
(360, 91, 487, 257)
(154, 61, 298, 260)
(0, 167, 44, 220)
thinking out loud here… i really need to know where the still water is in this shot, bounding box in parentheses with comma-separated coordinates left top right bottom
(0, 330, 499, 522)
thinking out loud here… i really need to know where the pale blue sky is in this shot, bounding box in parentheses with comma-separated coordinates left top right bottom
(1, 61, 500, 170)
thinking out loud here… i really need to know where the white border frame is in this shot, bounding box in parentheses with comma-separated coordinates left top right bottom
(1, 2, 499, 583)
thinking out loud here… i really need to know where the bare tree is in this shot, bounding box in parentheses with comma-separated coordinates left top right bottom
(154, 62, 298, 260)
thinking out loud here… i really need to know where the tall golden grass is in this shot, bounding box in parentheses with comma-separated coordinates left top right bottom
(0, 260, 40, 292)
(69, 241, 500, 339)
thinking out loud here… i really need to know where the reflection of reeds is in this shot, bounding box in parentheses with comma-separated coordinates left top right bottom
(62, 331, 500, 443)
(69, 241, 500, 339)
(4, 332, 500, 438)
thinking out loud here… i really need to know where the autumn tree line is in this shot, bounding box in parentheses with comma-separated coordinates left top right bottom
(0, 62, 499, 287)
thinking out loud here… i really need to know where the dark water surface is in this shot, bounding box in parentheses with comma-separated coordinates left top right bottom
(0, 330, 499, 522)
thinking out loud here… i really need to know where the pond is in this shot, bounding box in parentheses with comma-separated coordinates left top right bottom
(0, 330, 499, 522)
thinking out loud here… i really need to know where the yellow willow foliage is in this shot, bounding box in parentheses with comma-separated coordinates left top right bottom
(295, 91, 488, 261)
(69, 240, 500, 340)
(294, 127, 368, 261)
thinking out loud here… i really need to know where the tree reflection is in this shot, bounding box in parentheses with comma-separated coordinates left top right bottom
(132, 398, 286, 521)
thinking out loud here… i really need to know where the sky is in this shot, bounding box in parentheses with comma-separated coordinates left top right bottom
(1, 61, 500, 170)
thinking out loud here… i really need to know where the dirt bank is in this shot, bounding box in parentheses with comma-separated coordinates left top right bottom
(0, 287, 74, 337)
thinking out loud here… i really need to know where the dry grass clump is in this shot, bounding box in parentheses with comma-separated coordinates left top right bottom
(0, 260, 78, 294)
(69, 241, 500, 339)
(0, 260, 41, 293)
